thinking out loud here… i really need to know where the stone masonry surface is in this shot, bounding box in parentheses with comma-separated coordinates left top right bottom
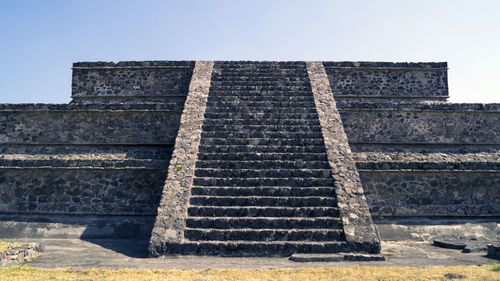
(149, 61, 214, 257)
(323, 62, 448, 102)
(307, 62, 380, 253)
(0, 60, 498, 256)
(0, 242, 44, 267)
(163, 61, 352, 256)
(72, 61, 194, 103)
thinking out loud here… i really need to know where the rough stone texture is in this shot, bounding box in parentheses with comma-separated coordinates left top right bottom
(339, 105, 500, 144)
(72, 61, 194, 103)
(351, 144, 500, 169)
(0, 103, 179, 218)
(0, 242, 44, 267)
(0, 60, 499, 256)
(487, 244, 500, 259)
(360, 171, 500, 217)
(0, 169, 165, 215)
(148, 61, 214, 257)
(306, 61, 380, 253)
(323, 62, 448, 102)
(289, 253, 384, 262)
(0, 104, 181, 145)
(166, 61, 349, 256)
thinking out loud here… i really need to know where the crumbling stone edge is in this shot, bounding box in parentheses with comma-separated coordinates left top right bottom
(0, 243, 45, 267)
(148, 61, 214, 257)
(306, 61, 381, 253)
(487, 244, 500, 260)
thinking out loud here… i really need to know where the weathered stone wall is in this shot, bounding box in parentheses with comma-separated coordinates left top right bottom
(324, 62, 448, 102)
(337, 102, 500, 217)
(360, 171, 500, 217)
(0, 104, 182, 144)
(339, 103, 500, 144)
(0, 168, 165, 215)
(0, 103, 182, 217)
(71, 61, 194, 103)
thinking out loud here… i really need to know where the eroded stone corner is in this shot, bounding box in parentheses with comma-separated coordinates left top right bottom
(148, 61, 214, 256)
(306, 61, 381, 253)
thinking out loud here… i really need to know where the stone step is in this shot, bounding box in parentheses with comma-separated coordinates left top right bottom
(210, 81, 311, 87)
(207, 96, 314, 102)
(192, 176, 335, 187)
(217, 62, 305, 66)
(197, 152, 328, 161)
(195, 160, 331, 169)
(205, 101, 316, 109)
(201, 125, 322, 132)
(210, 86, 312, 91)
(187, 206, 341, 217)
(214, 68, 306, 72)
(185, 217, 343, 229)
(191, 186, 336, 197)
(289, 253, 385, 262)
(206, 90, 314, 96)
(190, 196, 337, 207)
(205, 107, 318, 114)
(203, 118, 320, 127)
(216, 64, 306, 68)
(212, 76, 308, 81)
(197, 145, 327, 154)
(201, 131, 323, 139)
(199, 138, 324, 146)
(162, 241, 350, 256)
(184, 228, 344, 242)
(211, 77, 306, 82)
(194, 168, 332, 178)
(215, 64, 304, 68)
(204, 112, 319, 120)
(215, 68, 306, 72)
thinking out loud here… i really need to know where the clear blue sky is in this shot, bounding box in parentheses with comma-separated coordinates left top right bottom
(1, 0, 499, 103)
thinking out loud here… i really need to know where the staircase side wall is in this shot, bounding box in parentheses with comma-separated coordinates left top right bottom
(307, 61, 381, 253)
(148, 61, 214, 257)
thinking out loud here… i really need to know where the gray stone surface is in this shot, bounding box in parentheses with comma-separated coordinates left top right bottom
(361, 170, 500, 217)
(0, 104, 182, 144)
(0, 214, 154, 239)
(340, 106, 500, 144)
(0, 169, 165, 214)
(72, 61, 194, 103)
(487, 244, 500, 259)
(289, 253, 385, 262)
(149, 61, 214, 256)
(0, 242, 44, 267)
(306, 61, 380, 253)
(0, 60, 499, 257)
(323, 62, 448, 102)
(7, 238, 497, 269)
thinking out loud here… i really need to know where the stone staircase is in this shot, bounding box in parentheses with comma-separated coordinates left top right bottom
(149, 61, 380, 257)
(172, 61, 348, 255)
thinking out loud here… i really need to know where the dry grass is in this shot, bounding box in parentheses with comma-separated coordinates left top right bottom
(0, 265, 499, 281)
(0, 241, 24, 252)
